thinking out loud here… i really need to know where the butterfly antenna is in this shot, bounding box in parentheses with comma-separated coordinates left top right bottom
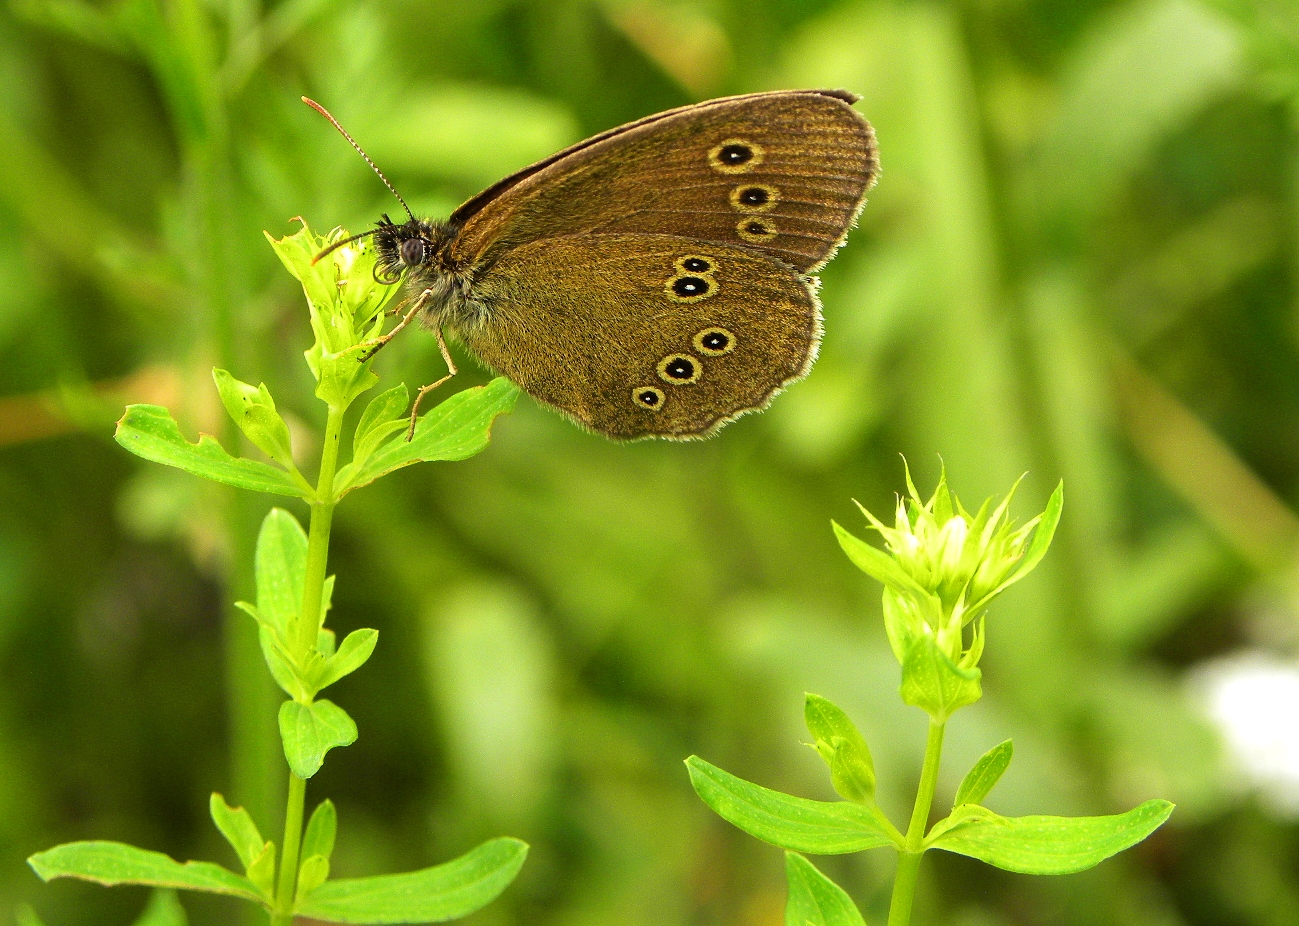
(302, 96, 415, 223)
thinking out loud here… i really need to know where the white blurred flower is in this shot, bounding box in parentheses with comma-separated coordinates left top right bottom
(1192, 652, 1299, 817)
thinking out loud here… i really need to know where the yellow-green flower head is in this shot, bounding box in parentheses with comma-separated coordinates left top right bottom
(861, 466, 1050, 626)
(834, 464, 1062, 669)
(265, 221, 400, 407)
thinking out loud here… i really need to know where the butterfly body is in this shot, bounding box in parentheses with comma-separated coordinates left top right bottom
(362, 89, 878, 439)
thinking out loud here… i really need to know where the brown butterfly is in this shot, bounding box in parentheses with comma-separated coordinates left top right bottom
(308, 90, 878, 439)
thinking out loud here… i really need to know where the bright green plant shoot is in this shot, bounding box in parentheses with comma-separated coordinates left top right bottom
(688, 470, 1174, 926)
(27, 223, 525, 925)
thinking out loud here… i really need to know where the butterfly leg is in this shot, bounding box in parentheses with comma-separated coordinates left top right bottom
(404, 326, 458, 441)
(359, 288, 433, 362)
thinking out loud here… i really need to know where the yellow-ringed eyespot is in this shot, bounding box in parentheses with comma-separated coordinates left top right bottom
(657, 353, 702, 385)
(664, 274, 718, 303)
(737, 218, 778, 242)
(675, 255, 717, 275)
(708, 138, 764, 174)
(729, 184, 779, 213)
(633, 386, 666, 410)
(693, 327, 736, 357)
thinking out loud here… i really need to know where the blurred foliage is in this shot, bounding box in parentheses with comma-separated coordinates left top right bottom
(1, 0, 1298, 924)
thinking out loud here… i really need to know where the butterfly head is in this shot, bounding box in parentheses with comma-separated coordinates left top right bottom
(372, 214, 454, 285)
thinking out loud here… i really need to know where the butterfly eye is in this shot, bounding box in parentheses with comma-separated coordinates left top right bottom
(737, 218, 778, 242)
(657, 353, 701, 385)
(730, 184, 779, 213)
(633, 386, 666, 410)
(693, 327, 735, 357)
(400, 237, 428, 266)
(665, 273, 718, 303)
(708, 138, 765, 174)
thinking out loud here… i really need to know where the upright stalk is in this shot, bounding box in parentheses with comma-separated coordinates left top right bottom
(888, 721, 946, 926)
(270, 402, 346, 924)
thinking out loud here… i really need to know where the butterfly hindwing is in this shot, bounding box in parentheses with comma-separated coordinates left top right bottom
(460, 233, 819, 438)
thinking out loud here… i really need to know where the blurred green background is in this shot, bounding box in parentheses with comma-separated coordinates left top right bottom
(2, 0, 1298, 923)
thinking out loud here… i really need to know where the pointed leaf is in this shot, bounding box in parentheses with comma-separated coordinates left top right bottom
(295, 855, 330, 902)
(260, 626, 308, 701)
(27, 842, 262, 903)
(245, 842, 276, 899)
(279, 700, 358, 779)
(351, 384, 411, 470)
(115, 405, 311, 498)
(784, 853, 867, 926)
(832, 521, 928, 598)
(295, 837, 528, 923)
(212, 369, 295, 469)
(313, 628, 378, 690)
(954, 740, 1013, 809)
(302, 800, 337, 862)
(804, 694, 876, 804)
(208, 794, 263, 870)
(336, 378, 519, 496)
(255, 509, 308, 635)
(899, 634, 982, 722)
(686, 757, 896, 854)
(927, 799, 1174, 874)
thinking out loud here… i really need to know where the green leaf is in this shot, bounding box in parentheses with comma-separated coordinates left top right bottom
(832, 521, 929, 599)
(312, 628, 378, 690)
(927, 799, 1174, 874)
(259, 625, 309, 701)
(899, 634, 982, 722)
(132, 890, 188, 926)
(296, 855, 330, 902)
(115, 406, 311, 499)
(335, 378, 519, 496)
(954, 740, 1013, 808)
(253, 508, 308, 636)
(212, 369, 295, 470)
(804, 694, 876, 804)
(27, 842, 263, 903)
(245, 842, 276, 899)
(686, 756, 897, 854)
(295, 837, 528, 923)
(279, 700, 358, 779)
(208, 793, 263, 870)
(302, 799, 337, 862)
(315, 341, 380, 410)
(784, 852, 867, 926)
(351, 384, 411, 471)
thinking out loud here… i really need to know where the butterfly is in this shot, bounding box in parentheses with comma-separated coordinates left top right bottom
(307, 89, 878, 439)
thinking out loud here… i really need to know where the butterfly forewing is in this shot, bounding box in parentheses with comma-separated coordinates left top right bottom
(461, 234, 819, 438)
(449, 90, 877, 274)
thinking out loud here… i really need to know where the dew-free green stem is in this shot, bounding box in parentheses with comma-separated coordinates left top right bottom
(293, 403, 345, 658)
(887, 720, 945, 926)
(272, 402, 346, 922)
(271, 772, 307, 924)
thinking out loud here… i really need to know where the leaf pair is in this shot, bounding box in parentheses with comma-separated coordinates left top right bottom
(234, 509, 372, 776)
(690, 694, 1173, 876)
(27, 835, 528, 924)
(114, 377, 520, 502)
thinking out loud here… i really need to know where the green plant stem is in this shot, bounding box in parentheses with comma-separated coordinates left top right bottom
(887, 720, 946, 926)
(293, 403, 345, 657)
(271, 773, 307, 925)
(271, 402, 346, 923)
